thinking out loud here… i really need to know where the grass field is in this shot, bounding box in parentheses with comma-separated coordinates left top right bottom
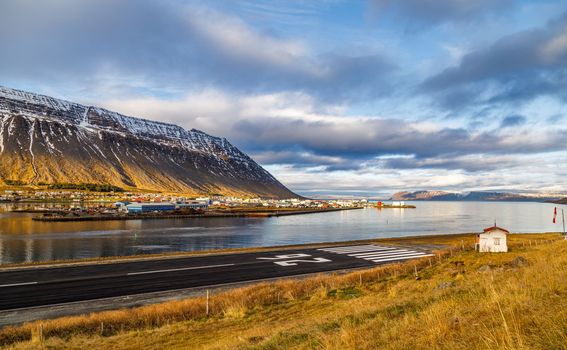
(1, 233, 566, 349)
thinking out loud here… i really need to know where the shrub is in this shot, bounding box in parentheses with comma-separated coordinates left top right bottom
(46, 183, 125, 192)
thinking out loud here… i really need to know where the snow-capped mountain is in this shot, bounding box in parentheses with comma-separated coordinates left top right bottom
(0, 86, 297, 198)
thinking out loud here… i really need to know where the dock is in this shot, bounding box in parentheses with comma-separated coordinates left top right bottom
(32, 207, 363, 222)
(378, 204, 416, 209)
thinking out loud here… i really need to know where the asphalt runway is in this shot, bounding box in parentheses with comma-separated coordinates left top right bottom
(0, 244, 433, 311)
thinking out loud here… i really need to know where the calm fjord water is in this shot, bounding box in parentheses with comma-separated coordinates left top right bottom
(0, 201, 565, 264)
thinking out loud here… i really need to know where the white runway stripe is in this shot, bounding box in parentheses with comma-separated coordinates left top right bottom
(349, 250, 418, 258)
(370, 254, 434, 263)
(323, 244, 376, 249)
(348, 249, 410, 257)
(0, 282, 38, 288)
(319, 245, 382, 253)
(340, 247, 398, 254)
(320, 247, 396, 254)
(362, 251, 428, 259)
(321, 244, 433, 265)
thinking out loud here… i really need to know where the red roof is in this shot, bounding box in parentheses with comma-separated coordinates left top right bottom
(483, 225, 510, 234)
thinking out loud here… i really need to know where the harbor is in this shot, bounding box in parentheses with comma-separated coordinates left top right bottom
(374, 201, 416, 209)
(1, 201, 564, 265)
(31, 207, 363, 222)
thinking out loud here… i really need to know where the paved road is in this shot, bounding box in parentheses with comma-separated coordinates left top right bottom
(0, 245, 433, 311)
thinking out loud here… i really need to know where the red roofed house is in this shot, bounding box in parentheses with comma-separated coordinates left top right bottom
(476, 225, 509, 253)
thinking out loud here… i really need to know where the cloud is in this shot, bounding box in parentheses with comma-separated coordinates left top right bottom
(500, 115, 527, 128)
(420, 11, 567, 109)
(231, 116, 567, 161)
(2, 0, 566, 195)
(252, 150, 360, 171)
(547, 114, 565, 123)
(0, 0, 395, 102)
(267, 153, 567, 197)
(101, 88, 567, 175)
(381, 155, 520, 172)
(369, 0, 512, 28)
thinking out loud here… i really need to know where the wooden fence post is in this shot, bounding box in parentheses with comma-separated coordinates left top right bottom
(31, 323, 42, 343)
(206, 290, 210, 316)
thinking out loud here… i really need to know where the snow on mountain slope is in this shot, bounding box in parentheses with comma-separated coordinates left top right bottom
(0, 86, 297, 198)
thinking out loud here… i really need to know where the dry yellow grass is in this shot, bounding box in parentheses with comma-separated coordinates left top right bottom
(1, 233, 566, 349)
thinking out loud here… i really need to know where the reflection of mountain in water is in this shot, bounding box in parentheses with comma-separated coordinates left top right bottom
(0, 215, 264, 264)
(1, 202, 564, 265)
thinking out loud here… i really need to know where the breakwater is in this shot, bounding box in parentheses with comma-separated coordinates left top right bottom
(32, 207, 363, 222)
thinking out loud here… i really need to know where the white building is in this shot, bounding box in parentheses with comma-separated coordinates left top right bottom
(174, 200, 209, 210)
(476, 225, 509, 253)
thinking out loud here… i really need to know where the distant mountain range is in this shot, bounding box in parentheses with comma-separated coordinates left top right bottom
(390, 191, 562, 202)
(0, 86, 297, 198)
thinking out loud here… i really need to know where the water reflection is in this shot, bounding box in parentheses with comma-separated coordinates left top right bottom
(0, 202, 565, 264)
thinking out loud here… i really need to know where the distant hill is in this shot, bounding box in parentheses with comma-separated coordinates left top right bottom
(0, 86, 297, 198)
(391, 191, 561, 202)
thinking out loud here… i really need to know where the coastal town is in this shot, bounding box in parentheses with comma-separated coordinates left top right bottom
(0, 188, 370, 208)
(1, 188, 379, 221)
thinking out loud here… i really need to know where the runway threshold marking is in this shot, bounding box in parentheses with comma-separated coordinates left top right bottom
(348, 249, 409, 257)
(274, 258, 331, 266)
(257, 254, 311, 260)
(318, 245, 434, 264)
(0, 282, 38, 288)
(257, 253, 332, 266)
(320, 245, 381, 253)
(349, 250, 414, 258)
(126, 263, 236, 276)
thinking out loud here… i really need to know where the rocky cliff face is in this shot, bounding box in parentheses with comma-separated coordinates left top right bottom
(0, 86, 297, 198)
(390, 191, 457, 201)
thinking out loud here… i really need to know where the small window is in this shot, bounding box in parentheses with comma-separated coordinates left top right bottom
(494, 238, 500, 245)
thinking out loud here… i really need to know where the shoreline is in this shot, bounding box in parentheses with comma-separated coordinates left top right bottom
(0, 231, 560, 271)
(30, 207, 363, 222)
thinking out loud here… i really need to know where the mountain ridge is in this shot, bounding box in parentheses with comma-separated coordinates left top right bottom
(0, 86, 297, 198)
(390, 190, 561, 202)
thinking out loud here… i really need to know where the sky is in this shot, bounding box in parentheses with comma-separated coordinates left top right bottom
(1, 0, 567, 197)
